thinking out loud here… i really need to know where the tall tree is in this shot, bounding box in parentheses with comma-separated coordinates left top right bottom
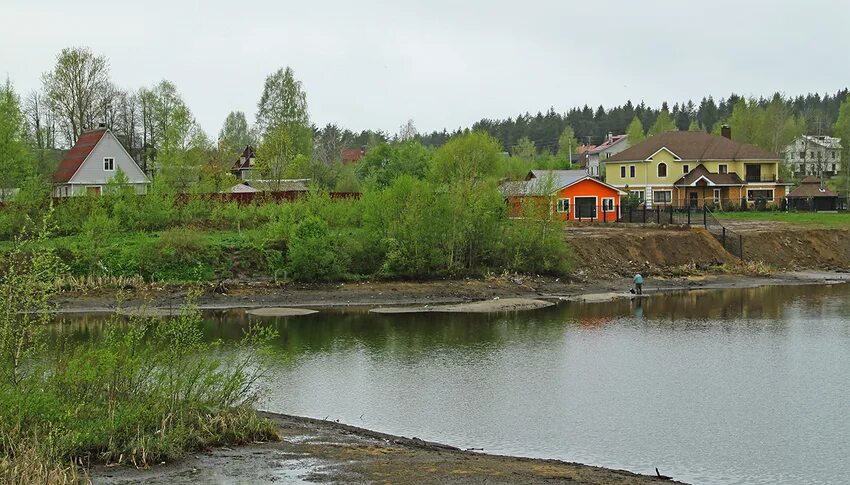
(255, 123, 312, 190)
(626, 116, 645, 144)
(557, 126, 579, 160)
(511, 136, 536, 159)
(42, 47, 113, 146)
(255, 67, 309, 135)
(0, 80, 33, 198)
(648, 109, 677, 136)
(218, 111, 254, 155)
(397, 119, 418, 142)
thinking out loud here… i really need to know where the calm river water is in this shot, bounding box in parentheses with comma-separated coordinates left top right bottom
(59, 283, 850, 485)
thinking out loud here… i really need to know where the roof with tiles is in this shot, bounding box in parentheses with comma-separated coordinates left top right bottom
(608, 131, 778, 162)
(53, 129, 108, 183)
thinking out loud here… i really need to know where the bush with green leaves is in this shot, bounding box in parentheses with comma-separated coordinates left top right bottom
(287, 216, 342, 281)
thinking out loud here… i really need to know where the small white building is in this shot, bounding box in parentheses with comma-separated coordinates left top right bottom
(53, 127, 149, 197)
(784, 135, 842, 178)
(586, 133, 629, 178)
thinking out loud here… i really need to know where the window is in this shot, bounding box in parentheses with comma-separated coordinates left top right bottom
(653, 190, 672, 203)
(810, 151, 815, 159)
(799, 151, 806, 159)
(103, 157, 115, 171)
(556, 198, 570, 213)
(632, 190, 645, 202)
(832, 151, 836, 159)
(620, 166, 626, 178)
(718, 164, 728, 174)
(657, 163, 667, 178)
(602, 198, 615, 211)
(629, 165, 636, 178)
(713, 188, 721, 200)
(747, 189, 774, 201)
(683, 164, 690, 174)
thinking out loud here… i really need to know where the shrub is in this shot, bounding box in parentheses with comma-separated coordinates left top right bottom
(287, 216, 342, 281)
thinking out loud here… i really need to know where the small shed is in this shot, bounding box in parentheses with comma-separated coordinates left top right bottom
(786, 176, 839, 211)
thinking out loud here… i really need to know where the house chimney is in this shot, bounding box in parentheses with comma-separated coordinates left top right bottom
(607, 132, 613, 142)
(721, 124, 731, 139)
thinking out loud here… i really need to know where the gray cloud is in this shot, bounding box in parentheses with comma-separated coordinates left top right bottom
(1, 0, 847, 137)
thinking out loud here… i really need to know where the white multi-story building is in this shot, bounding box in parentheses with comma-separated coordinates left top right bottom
(586, 133, 629, 178)
(784, 135, 842, 178)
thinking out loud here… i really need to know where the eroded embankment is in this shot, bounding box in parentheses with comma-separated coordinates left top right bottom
(565, 225, 735, 277)
(740, 228, 850, 270)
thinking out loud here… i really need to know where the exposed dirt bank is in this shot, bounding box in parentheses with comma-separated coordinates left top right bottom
(369, 297, 554, 314)
(565, 225, 736, 277)
(51, 271, 850, 315)
(566, 224, 850, 276)
(740, 228, 850, 270)
(93, 412, 684, 485)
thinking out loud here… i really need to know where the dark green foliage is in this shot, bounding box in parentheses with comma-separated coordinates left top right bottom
(287, 216, 341, 281)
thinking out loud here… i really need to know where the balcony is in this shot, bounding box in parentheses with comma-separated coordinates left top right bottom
(745, 174, 776, 183)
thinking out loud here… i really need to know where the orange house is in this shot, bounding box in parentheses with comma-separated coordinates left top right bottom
(499, 170, 625, 221)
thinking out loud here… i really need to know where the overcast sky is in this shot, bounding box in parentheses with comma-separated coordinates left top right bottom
(1, 0, 848, 138)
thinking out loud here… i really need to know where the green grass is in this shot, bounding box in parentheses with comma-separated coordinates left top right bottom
(716, 211, 850, 228)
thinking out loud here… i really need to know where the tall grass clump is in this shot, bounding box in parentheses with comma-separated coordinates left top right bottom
(0, 217, 279, 482)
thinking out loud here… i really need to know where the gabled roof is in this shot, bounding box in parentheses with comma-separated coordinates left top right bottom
(673, 164, 744, 186)
(608, 131, 778, 162)
(53, 129, 108, 183)
(787, 177, 838, 198)
(231, 146, 256, 171)
(500, 170, 624, 196)
(588, 135, 627, 154)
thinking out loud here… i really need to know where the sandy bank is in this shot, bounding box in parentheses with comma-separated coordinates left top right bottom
(369, 297, 554, 314)
(245, 307, 318, 317)
(92, 412, 685, 485)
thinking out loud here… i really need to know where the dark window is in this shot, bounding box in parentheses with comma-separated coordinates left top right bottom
(747, 189, 773, 201)
(629, 165, 636, 177)
(683, 165, 689, 174)
(658, 163, 667, 177)
(653, 191, 672, 203)
(719, 164, 727, 174)
(620, 166, 626, 178)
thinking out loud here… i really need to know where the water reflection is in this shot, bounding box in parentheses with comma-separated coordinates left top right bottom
(52, 283, 850, 485)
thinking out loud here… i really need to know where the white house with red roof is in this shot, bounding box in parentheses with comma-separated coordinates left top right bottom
(53, 127, 149, 197)
(586, 133, 629, 178)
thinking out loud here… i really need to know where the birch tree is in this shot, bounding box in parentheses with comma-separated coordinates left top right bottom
(42, 47, 113, 145)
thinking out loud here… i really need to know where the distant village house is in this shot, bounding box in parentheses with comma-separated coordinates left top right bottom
(585, 133, 629, 177)
(53, 126, 150, 197)
(783, 135, 842, 178)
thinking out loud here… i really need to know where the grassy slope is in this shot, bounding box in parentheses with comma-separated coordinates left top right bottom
(717, 211, 850, 228)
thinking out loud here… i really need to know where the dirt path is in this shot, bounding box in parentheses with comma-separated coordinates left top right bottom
(93, 413, 685, 485)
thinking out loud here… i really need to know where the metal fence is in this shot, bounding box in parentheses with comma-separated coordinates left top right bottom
(702, 207, 744, 259)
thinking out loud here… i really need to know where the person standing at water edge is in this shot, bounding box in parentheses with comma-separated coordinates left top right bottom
(633, 273, 644, 295)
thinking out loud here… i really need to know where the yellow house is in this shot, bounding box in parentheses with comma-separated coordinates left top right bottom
(604, 129, 792, 208)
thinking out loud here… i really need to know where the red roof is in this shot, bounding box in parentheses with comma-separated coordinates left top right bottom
(53, 129, 108, 183)
(341, 148, 364, 163)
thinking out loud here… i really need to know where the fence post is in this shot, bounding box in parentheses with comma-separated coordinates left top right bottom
(656, 207, 660, 224)
(703, 205, 707, 229)
(643, 205, 646, 224)
(687, 207, 691, 226)
(739, 234, 744, 260)
(670, 207, 674, 225)
(722, 227, 726, 248)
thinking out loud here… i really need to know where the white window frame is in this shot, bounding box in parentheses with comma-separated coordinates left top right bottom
(556, 198, 570, 213)
(103, 157, 115, 171)
(601, 197, 615, 212)
(632, 190, 645, 202)
(657, 162, 667, 178)
(718, 164, 727, 174)
(747, 188, 774, 202)
(653, 189, 672, 204)
(713, 188, 721, 200)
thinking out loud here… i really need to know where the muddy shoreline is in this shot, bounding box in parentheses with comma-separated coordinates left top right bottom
(53, 270, 850, 315)
(93, 412, 686, 484)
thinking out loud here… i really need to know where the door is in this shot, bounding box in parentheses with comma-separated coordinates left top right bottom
(746, 164, 761, 182)
(574, 197, 597, 220)
(689, 192, 699, 208)
(86, 186, 102, 196)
